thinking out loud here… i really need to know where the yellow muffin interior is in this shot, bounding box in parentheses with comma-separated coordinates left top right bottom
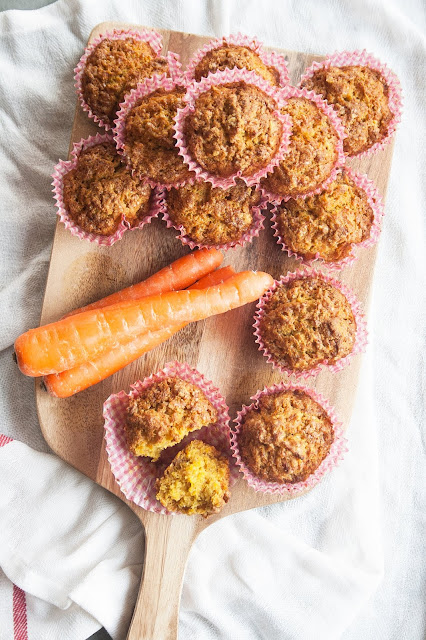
(156, 440, 230, 516)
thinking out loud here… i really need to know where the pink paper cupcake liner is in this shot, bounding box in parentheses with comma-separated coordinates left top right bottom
(103, 361, 238, 516)
(260, 86, 346, 204)
(52, 132, 163, 246)
(231, 382, 347, 495)
(299, 50, 403, 159)
(174, 67, 293, 189)
(160, 186, 267, 251)
(74, 28, 182, 130)
(183, 33, 290, 87)
(269, 166, 385, 270)
(253, 268, 368, 379)
(113, 74, 196, 190)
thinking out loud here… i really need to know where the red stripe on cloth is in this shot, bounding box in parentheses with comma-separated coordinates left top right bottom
(13, 584, 28, 640)
(0, 434, 13, 448)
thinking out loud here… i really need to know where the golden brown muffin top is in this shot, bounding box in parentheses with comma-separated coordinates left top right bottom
(156, 439, 230, 516)
(125, 377, 218, 460)
(275, 169, 374, 262)
(184, 82, 283, 178)
(238, 389, 334, 483)
(301, 65, 393, 156)
(62, 141, 152, 236)
(81, 37, 169, 125)
(166, 179, 261, 245)
(261, 96, 339, 198)
(193, 44, 280, 86)
(124, 87, 193, 184)
(260, 277, 356, 370)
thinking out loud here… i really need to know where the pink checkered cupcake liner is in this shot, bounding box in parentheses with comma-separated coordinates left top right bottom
(231, 382, 347, 495)
(113, 74, 196, 190)
(160, 186, 267, 250)
(174, 68, 292, 189)
(260, 86, 346, 204)
(299, 49, 403, 158)
(183, 33, 290, 87)
(74, 28, 182, 130)
(52, 132, 163, 246)
(103, 361, 237, 515)
(253, 268, 368, 379)
(269, 166, 385, 271)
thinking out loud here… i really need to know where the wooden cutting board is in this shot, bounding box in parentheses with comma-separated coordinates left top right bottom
(35, 22, 394, 640)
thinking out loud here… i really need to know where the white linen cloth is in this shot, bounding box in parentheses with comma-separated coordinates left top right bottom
(0, 1, 424, 639)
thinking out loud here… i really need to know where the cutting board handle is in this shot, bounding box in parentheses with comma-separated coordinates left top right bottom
(127, 510, 199, 640)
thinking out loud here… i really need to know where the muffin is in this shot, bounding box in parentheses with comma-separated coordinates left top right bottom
(273, 169, 374, 262)
(80, 36, 170, 126)
(258, 276, 357, 371)
(156, 439, 230, 516)
(124, 376, 218, 460)
(301, 64, 394, 156)
(121, 86, 193, 184)
(238, 389, 334, 483)
(165, 179, 262, 246)
(192, 43, 280, 86)
(62, 141, 152, 236)
(261, 95, 341, 199)
(183, 81, 283, 179)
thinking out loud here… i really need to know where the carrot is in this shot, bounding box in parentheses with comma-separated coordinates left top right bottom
(45, 266, 236, 398)
(15, 270, 274, 377)
(65, 247, 223, 317)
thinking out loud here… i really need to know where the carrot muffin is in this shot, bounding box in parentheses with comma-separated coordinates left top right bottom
(156, 439, 230, 516)
(261, 96, 339, 198)
(301, 65, 393, 156)
(238, 389, 334, 483)
(124, 377, 218, 460)
(166, 179, 261, 245)
(62, 141, 152, 236)
(274, 169, 374, 262)
(193, 44, 280, 86)
(184, 82, 283, 178)
(81, 37, 170, 126)
(123, 87, 193, 184)
(259, 277, 356, 370)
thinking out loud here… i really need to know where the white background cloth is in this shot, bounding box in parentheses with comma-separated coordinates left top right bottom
(0, 0, 424, 639)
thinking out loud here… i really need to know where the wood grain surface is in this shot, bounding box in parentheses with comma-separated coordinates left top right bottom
(35, 22, 394, 640)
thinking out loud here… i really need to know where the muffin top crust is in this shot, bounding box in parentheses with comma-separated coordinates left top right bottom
(184, 82, 283, 178)
(124, 87, 193, 184)
(62, 141, 152, 236)
(274, 169, 374, 262)
(124, 376, 218, 460)
(156, 439, 230, 516)
(261, 96, 339, 198)
(193, 44, 280, 86)
(166, 179, 261, 245)
(81, 37, 169, 125)
(259, 277, 356, 370)
(238, 389, 334, 483)
(301, 65, 393, 156)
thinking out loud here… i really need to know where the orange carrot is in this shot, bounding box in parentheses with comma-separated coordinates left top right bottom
(45, 267, 236, 398)
(65, 247, 223, 317)
(15, 271, 274, 377)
